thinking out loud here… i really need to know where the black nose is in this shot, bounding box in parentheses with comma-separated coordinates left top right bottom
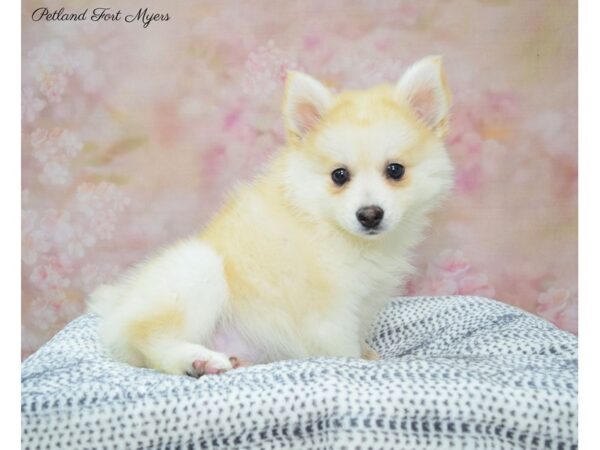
(356, 206, 384, 229)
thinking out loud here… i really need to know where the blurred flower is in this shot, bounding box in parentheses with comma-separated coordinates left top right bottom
(26, 41, 76, 104)
(22, 87, 46, 124)
(74, 182, 130, 241)
(415, 249, 496, 298)
(431, 249, 471, 277)
(422, 276, 459, 296)
(458, 274, 496, 297)
(537, 288, 578, 334)
(29, 290, 83, 333)
(22, 182, 129, 268)
(22, 209, 51, 266)
(39, 72, 68, 103)
(29, 256, 72, 292)
(242, 40, 303, 98)
(30, 295, 64, 333)
(30, 128, 83, 187)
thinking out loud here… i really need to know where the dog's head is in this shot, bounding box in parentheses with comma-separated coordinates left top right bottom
(281, 56, 454, 240)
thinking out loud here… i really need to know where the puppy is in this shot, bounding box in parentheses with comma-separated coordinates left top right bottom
(88, 56, 454, 376)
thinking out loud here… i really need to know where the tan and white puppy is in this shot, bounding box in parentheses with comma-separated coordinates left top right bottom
(88, 56, 454, 376)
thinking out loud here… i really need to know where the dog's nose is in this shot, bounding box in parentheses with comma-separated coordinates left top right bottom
(356, 206, 384, 229)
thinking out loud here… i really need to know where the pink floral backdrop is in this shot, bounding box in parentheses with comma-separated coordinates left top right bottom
(21, 0, 578, 358)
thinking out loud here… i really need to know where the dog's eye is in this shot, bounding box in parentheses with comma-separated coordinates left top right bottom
(331, 168, 350, 186)
(386, 163, 405, 180)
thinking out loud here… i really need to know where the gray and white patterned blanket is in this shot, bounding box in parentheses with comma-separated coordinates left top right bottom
(21, 296, 578, 449)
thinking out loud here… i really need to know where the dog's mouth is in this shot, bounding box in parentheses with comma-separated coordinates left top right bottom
(361, 226, 385, 237)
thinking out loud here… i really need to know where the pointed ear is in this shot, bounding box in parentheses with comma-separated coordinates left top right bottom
(283, 71, 333, 142)
(395, 56, 451, 137)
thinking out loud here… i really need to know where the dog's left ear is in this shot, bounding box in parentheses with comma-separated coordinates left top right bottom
(395, 56, 451, 137)
(283, 71, 332, 142)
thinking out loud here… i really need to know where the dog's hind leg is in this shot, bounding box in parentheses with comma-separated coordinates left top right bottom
(137, 335, 238, 376)
(91, 239, 237, 376)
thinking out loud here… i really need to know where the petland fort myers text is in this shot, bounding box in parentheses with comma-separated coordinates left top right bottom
(31, 7, 170, 28)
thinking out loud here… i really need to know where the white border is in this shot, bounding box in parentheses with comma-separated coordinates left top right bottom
(1, 0, 21, 447)
(579, 0, 595, 448)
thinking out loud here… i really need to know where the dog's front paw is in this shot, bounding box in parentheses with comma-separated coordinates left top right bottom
(361, 344, 380, 361)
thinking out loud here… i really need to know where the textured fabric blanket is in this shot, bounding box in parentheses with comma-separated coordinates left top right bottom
(21, 296, 578, 449)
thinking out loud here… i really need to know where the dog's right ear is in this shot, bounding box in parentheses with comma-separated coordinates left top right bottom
(283, 71, 332, 143)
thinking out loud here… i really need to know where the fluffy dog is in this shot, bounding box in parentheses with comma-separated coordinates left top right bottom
(88, 56, 454, 376)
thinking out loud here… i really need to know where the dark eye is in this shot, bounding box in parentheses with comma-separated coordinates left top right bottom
(331, 168, 350, 186)
(386, 163, 405, 180)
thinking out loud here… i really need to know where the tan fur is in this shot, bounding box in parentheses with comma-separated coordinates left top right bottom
(127, 304, 185, 348)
